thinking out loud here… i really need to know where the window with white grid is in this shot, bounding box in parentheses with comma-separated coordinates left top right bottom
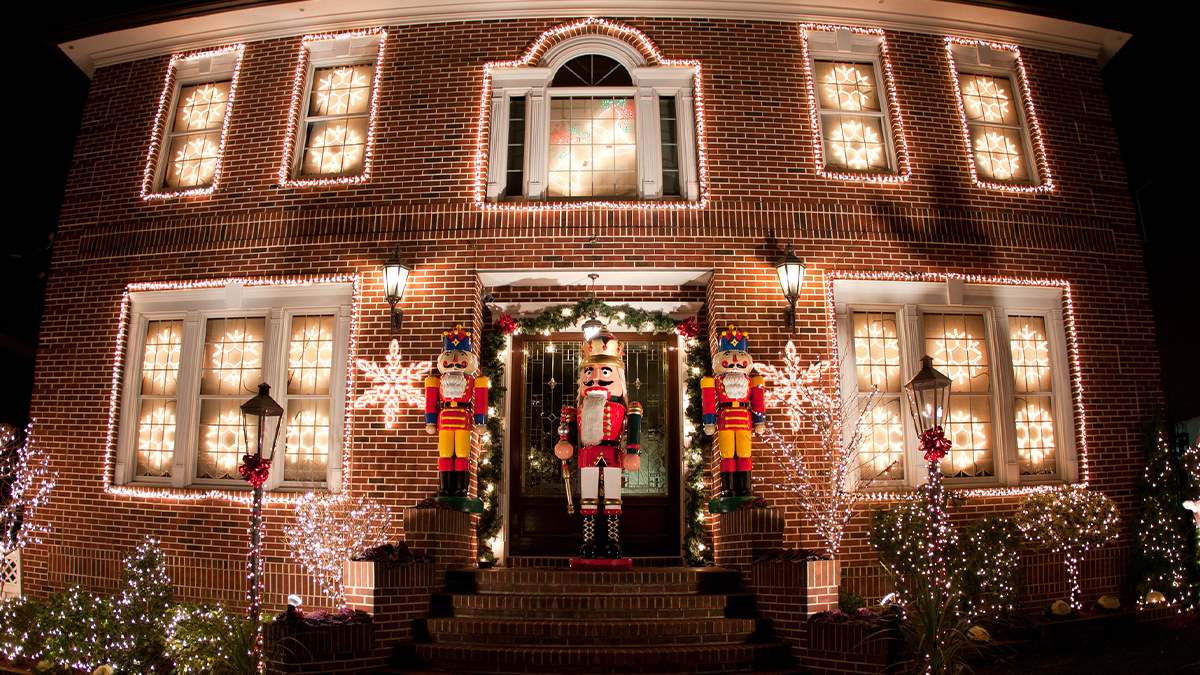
(161, 81, 231, 189)
(1008, 315, 1058, 476)
(849, 311, 905, 481)
(813, 60, 892, 173)
(116, 283, 352, 491)
(924, 312, 994, 478)
(957, 72, 1033, 183)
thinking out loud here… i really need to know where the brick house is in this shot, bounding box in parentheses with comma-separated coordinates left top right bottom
(18, 0, 1148, 670)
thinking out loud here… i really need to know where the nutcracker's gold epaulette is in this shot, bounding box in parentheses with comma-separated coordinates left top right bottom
(424, 375, 440, 387)
(628, 401, 643, 414)
(700, 376, 715, 389)
(474, 375, 490, 388)
(750, 375, 765, 387)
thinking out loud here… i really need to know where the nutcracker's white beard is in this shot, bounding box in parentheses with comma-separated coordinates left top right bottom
(579, 389, 608, 447)
(720, 372, 750, 399)
(440, 372, 468, 399)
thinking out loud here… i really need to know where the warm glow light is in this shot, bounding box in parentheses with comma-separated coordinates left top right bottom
(353, 338, 429, 428)
(141, 44, 245, 200)
(945, 36, 1054, 193)
(102, 275, 360, 505)
(799, 24, 911, 183)
(473, 17, 710, 210)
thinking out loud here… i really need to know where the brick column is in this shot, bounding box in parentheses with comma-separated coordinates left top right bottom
(403, 506, 476, 580)
(712, 507, 783, 587)
(344, 559, 436, 647)
(753, 557, 840, 660)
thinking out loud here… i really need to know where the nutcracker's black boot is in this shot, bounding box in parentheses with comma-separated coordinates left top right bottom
(579, 514, 598, 558)
(720, 471, 734, 498)
(735, 470, 752, 497)
(604, 513, 623, 559)
(454, 470, 469, 497)
(437, 471, 452, 497)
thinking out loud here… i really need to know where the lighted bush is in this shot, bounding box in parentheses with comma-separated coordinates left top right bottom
(165, 604, 257, 674)
(1015, 487, 1119, 611)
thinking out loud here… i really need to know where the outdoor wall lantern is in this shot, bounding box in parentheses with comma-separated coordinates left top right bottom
(383, 255, 410, 332)
(581, 272, 605, 339)
(775, 246, 806, 328)
(904, 355, 952, 433)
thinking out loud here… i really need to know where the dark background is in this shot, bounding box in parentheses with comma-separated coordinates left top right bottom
(5, 2, 1195, 429)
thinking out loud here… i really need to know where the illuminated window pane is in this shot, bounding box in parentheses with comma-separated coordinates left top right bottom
(196, 399, 252, 480)
(924, 313, 990, 393)
(943, 394, 994, 477)
(858, 397, 905, 481)
(822, 114, 888, 172)
(1014, 395, 1056, 475)
(1008, 316, 1052, 393)
(852, 311, 901, 392)
(162, 81, 230, 190)
(958, 74, 1017, 125)
(815, 61, 880, 112)
(164, 133, 222, 189)
(547, 96, 636, 198)
(302, 117, 368, 177)
(141, 320, 183, 396)
(135, 400, 176, 478)
(288, 314, 335, 395)
(173, 82, 231, 132)
(308, 65, 374, 116)
(286, 399, 330, 482)
(970, 126, 1027, 182)
(200, 317, 264, 396)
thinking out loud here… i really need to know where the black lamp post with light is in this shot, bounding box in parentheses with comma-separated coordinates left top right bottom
(238, 382, 283, 661)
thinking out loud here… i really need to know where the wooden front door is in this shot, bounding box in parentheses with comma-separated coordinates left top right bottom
(508, 333, 681, 556)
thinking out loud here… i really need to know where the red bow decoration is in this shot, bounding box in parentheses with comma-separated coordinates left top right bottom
(238, 454, 272, 488)
(920, 426, 952, 462)
(498, 313, 518, 336)
(675, 316, 700, 339)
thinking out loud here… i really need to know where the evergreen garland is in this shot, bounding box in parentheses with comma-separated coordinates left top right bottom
(683, 335, 714, 566)
(514, 298, 679, 336)
(1133, 425, 1199, 611)
(475, 324, 506, 564)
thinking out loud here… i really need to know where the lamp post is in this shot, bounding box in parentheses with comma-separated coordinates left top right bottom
(775, 247, 806, 329)
(384, 255, 410, 333)
(239, 383, 282, 663)
(903, 356, 953, 595)
(904, 355, 952, 434)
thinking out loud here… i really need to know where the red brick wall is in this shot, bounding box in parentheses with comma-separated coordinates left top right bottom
(27, 16, 1154, 611)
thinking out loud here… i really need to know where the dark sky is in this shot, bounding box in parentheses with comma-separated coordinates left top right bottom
(5, 3, 1195, 428)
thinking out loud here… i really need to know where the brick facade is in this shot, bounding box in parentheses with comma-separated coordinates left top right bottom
(27, 14, 1154, 616)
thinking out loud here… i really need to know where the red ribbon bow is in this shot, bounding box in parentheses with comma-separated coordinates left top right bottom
(498, 313, 518, 336)
(920, 426, 952, 462)
(238, 454, 272, 488)
(675, 316, 700, 339)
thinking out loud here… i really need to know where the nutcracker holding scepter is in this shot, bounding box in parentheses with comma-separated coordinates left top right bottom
(424, 325, 490, 500)
(702, 326, 766, 499)
(554, 329, 643, 559)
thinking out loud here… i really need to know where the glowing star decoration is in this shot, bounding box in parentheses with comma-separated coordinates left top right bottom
(354, 339, 429, 428)
(945, 36, 1054, 193)
(758, 341, 833, 433)
(1015, 403, 1055, 472)
(141, 44, 246, 200)
(931, 328, 984, 387)
(799, 24, 911, 183)
(827, 118, 884, 170)
(474, 16, 710, 210)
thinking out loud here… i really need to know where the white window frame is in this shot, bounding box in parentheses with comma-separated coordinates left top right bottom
(115, 282, 352, 492)
(835, 279, 1078, 490)
(805, 28, 899, 175)
(283, 31, 385, 184)
(485, 36, 700, 202)
(948, 41, 1042, 187)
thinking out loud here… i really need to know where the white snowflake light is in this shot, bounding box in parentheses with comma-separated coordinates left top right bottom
(758, 340, 833, 432)
(354, 339, 429, 428)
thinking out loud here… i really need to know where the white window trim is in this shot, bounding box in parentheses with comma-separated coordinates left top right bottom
(485, 35, 700, 202)
(115, 282, 352, 492)
(948, 41, 1042, 186)
(805, 28, 900, 175)
(834, 279, 1078, 490)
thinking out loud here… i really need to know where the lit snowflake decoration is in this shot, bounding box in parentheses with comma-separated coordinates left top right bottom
(757, 340, 833, 432)
(823, 64, 874, 111)
(962, 75, 1010, 123)
(354, 339, 429, 428)
(974, 131, 1023, 180)
(828, 119, 883, 170)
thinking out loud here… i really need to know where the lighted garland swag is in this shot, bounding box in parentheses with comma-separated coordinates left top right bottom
(476, 300, 713, 566)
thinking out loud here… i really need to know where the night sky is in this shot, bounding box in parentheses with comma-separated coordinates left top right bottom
(5, 3, 1195, 428)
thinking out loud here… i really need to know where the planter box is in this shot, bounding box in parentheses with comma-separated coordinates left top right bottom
(803, 620, 896, 675)
(264, 619, 375, 663)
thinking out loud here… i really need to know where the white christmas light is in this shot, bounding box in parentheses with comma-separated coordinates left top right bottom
(353, 339, 429, 428)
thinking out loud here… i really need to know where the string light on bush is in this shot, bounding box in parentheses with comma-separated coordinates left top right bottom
(278, 28, 387, 188)
(140, 44, 246, 200)
(284, 493, 392, 608)
(1, 423, 57, 562)
(823, 270, 1089, 500)
(944, 36, 1054, 193)
(798, 24, 912, 183)
(1134, 431, 1198, 613)
(102, 275, 360, 505)
(473, 17, 710, 211)
(1015, 487, 1119, 610)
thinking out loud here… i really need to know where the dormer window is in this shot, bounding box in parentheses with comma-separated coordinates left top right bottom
(483, 31, 703, 205)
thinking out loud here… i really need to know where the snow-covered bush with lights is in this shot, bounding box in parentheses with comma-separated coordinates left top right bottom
(1015, 487, 1119, 611)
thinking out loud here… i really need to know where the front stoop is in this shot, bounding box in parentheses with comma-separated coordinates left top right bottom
(393, 566, 800, 674)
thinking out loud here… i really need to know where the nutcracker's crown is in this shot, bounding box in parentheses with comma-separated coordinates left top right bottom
(581, 330, 624, 367)
(718, 325, 749, 352)
(443, 324, 472, 352)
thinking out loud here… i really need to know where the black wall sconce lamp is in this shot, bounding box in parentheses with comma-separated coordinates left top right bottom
(383, 254, 410, 332)
(775, 246, 807, 329)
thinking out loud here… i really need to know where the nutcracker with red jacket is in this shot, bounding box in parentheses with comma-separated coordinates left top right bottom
(554, 329, 643, 559)
(424, 325, 490, 498)
(702, 326, 766, 498)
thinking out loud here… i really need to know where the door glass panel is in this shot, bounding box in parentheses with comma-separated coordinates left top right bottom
(623, 342, 668, 496)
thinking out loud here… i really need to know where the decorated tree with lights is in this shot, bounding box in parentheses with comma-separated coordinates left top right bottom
(111, 537, 175, 671)
(285, 493, 392, 608)
(1132, 427, 1198, 611)
(1015, 487, 1119, 611)
(1, 423, 56, 599)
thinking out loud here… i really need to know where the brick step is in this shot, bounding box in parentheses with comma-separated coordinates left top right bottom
(446, 566, 742, 595)
(411, 642, 792, 674)
(435, 591, 753, 619)
(423, 616, 759, 645)
(505, 556, 684, 568)
(390, 669, 803, 675)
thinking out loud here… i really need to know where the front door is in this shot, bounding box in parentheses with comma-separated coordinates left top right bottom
(508, 333, 680, 556)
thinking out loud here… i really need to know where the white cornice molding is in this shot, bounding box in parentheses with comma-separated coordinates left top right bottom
(60, 0, 1129, 77)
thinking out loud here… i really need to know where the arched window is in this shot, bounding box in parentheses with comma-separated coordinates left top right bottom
(485, 34, 700, 203)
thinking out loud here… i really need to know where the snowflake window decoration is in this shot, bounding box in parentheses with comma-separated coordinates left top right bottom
(354, 339, 429, 428)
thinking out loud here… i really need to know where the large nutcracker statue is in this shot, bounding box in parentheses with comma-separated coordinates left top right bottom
(554, 329, 643, 561)
(702, 326, 766, 503)
(424, 325, 489, 505)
